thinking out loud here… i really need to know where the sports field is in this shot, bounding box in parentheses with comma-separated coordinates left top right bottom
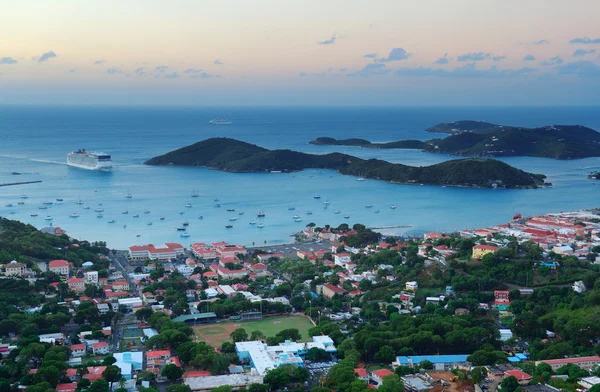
(193, 315, 314, 348)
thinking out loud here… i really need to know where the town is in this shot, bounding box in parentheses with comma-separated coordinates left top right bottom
(0, 210, 599, 392)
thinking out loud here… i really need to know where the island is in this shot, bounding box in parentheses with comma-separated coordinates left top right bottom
(145, 137, 546, 188)
(310, 121, 600, 160)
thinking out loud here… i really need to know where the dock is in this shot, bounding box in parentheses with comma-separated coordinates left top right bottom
(0, 180, 42, 187)
(368, 225, 412, 229)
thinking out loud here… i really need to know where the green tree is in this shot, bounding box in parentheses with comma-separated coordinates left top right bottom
(500, 376, 519, 392)
(374, 346, 396, 364)
(250, 330, 265, 341)
(33, 365, 61, 388)
(135, 307, 153, 321)
(470, 367, 487, 384)
(212, 387, 232, 392)
(88, 379, 110, 392)
(248, 384, 269, 392)
(589, 385, 600, 392)
(230, 328, 248, 343)
(102, 354, 117, 365)
(77, 379, 91, 390)
(25, 382, 55, 392)
(379, 374, 403, 392)
(264, 367, 291, 391)
(102, 365, 122, 389)
(161, 364, 184, 382)
(165, 385, 191, 392)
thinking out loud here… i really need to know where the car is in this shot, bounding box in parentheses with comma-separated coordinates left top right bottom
(480, 385, 488, 390)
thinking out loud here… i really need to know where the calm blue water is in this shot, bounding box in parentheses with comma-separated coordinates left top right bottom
(1, 106, 599, 249)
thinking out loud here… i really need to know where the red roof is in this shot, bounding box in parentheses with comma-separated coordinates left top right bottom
(184, 370, 211, 378)
(129, 243, 183, 254)
(146, 349, 171, 359)
(67, 278, 84, 284)
(92, 342, 108, 349)
(354, 368, 367, 377)
(66, 368, 77, 378)
(473, 244, 498, 251)
(539, 355, 600, 366)
(372, 369, 394, 378)
(83, 366, 107, 381)
(323, 283, 346, 294)
(504, 369, 531, 380)
(70, 344, 86, 351)
(49, 259, 69, 268)
(56, 383, 77, 392)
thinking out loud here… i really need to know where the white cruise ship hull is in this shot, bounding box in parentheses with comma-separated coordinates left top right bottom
(67, 151, 113, 171)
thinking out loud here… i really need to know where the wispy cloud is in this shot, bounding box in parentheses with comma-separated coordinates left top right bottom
(134, 67, 145, 76)
(363, 53, 377, 59)
(569, 37, 600, 44)
(523, 54, 536, 61)
(573, 49, 596, 57)
(433, 54, 449, 65)
(69, 68, 77, 73)
(456, 52, 491, 62)
(183, 68, 202, 74)
(318, 34, 337, 45)
(492, 56, 507, 62)
(214, 60, 224, 65)
(556, 60, 600, 78)
(93, 59, 106, 65)
(0, 57, 18, 65)
(164, 72, 180, 79)
(378, 48, 410, 62)
(190, 72, 216, 79)
(395, 63, 536, 79)
(38, 51, 57, 63)
(106, 67, 123, 75)
(155, 65, 168, 73)
(299, 72, 326, 78)
(542, 56, 564, 66)
(533, 39, 549, 45)
(349, 63, 390, 77)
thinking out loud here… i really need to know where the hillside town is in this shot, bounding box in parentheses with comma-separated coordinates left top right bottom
(0, 210, 599, 392)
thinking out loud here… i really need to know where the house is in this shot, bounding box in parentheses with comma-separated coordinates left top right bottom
(249, 263, 267, 273)
(535, 356, 600, 371)
(217, 285, 236, 297)
(40, 226, 67, 236)
(472, 244, 498, 259)
(405, 281, 418, 291)
(70, 344, 87, 357)
(504, 369, 532, 385)
(128, 243, 184, 261)
(5, 261, 26, 276)
(579, 377, 600, 389)
(49, 259, 70, 275)
(190, 244, 217, 259)
(146, 350, 173, 373)
(83, 366, 107, 382)
(92, 341, 109, 355)
(117, 297, 143, 310)
(55, 383, 77, 392)
(66, 278, 85, 293)
(355, 368, 368, 381)
(371, 369, 394, 387)
(97, 303, 110, 314)
(84, 270, 99, 285)
(322, 284, 347, 299)
(112, 280, 130, 291)
(334, 253, 351, 265)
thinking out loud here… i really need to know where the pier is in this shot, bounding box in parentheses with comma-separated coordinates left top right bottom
(368, 225, 412, 229)
(0, 180, 42, 187)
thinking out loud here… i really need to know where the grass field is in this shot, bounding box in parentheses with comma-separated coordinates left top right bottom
(193, 315, 315, 348)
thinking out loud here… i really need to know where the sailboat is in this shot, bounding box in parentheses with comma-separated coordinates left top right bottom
(191, 189, 199, 198)
(257, 209, 266, 217)
(313, 190, 321, 199)
(356, 173, 365, 181)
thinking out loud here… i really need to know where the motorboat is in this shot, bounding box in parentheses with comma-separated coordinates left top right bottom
(70, 213, 79, 218)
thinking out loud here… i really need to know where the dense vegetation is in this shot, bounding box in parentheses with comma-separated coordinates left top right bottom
(310, 137, 427, 149)
(145, 138, 546, 188)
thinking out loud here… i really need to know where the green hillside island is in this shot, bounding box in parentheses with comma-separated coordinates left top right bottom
(145, 137, 547, 188)
(310, 121, 600, 160)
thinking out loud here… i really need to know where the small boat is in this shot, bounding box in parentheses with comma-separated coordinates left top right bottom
(17, 201, 25, 205)
(43, 201, 53, 205)
(249, 220, 257, 225)
(334, 210, 341, 214)
(44, 216, 53, 220)
(314, 194, 321, 199)
(288, 205, 295, 210)
(293, 215, 300, 219)
(375, 209, 380, 213)
(108, 219, 116, 223)
(294, 217, 303, 222)
(30, 213, 38, 217)
(198, 216, 203, 220)
(70, 212, 79, 218)
(56, 198, 63, 202)
(122, 211, 128, 215)
(76, 200, 84, 205)
(95, 208, 104, 212)
(136, 234, 141, 237)
(160, 217, 165, 220)
(5, 203, 13, 207)
(344, 214, 350, 219)
(83, 206, 90, 210)
(229, 217, 238, 221)
(257, 209, 265, 217)
(324, 200, 331, 205)
(365, 204, 373, 208)
(147, 222, 152, 225)
(225, 224, 233, 229)
(97, 214, 103, 218)
(356, 173, 365, 181)
(21, 194, 28, 199)
(123, 224, 127, 228)
(191, 189, 199, 198)
(214, 197, 220, 202)
(307, 211, 313, 215)
(182, 221, 190, 226)
(133, 214, 140, 218)
(144, 210, 150, 214)
(227, 208, 235, 212)
(125, 193, 133, 199)
(180, 232, 190, 238)
(186, 203, 192, 208)
(390, 205, 397, 209)
(257, 223, 264, 228)
(8, 211, 15, 215)
(214, 204, 221, 208)
(238, 211, 244, 215)
(176, 226, 186, 231)
(180, 211, 185, 215)
(39, 205, 47, 210)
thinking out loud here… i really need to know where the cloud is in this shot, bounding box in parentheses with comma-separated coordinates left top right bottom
(542, 56, 564, 66)
(299, 72, 326, 78)
(434, 54, 450, 65)
(492, 56, 507, 62)
(523, 54, 536, 61)
(350, 63, 390, 77)
(164, 72, 180, 79)
(155, 65, 168, 73)
(183, 68, 202, 74)
(0, 57, 18, 65)
(134, 67, 145, 76)
(214, 60, 224, 65)
(38, 51, 57, 63)
(533, 39, 549, 45)
(106, 67, 123, 75)
(378, 48, 411, 62)
(318, 34, 337, 45)
(69, 68, 77, 73)
(457, 52, 491, 62)
(363, 53, 377, 59)
(190, 72, 216, 79)
(93, 59, 106, 65)
(573, 49, 596, 57)
(556, 60, 600, 78)
(570, 37, 600, 44)
(394, 63, 536, 79)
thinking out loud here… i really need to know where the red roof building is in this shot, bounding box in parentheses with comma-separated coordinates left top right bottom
(56, 383, 77, 392)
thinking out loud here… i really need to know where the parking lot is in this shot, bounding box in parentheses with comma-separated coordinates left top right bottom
(250, 239, 333, 259)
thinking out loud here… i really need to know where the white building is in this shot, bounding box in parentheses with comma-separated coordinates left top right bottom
(117, 297, 143, 310)
(406, 281, 418, 291)
(573, 280, 587, 293)
(97, 303, 111, 314)
(128, 243, 184, 261)
(84, 270, 99, 285)
(499, 328, 514, 341)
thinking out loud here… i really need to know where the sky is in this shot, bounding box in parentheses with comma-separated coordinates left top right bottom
(1, 0, 600, 106)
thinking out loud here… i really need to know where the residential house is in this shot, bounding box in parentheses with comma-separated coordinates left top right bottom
(5, 261, 26, 276)
(535, 356, 600, 371)
(504, 369, 532, 385)
(146, 350, 173, 373)
(322, 284, 347, 299)
(66, 278, 85, 293)
(49, 259, 70, 276)
(83, 366, 107, 382)
(92, 342, 109, 355)
(354, 368, 368, 381)
(112, 280, 130, 291)
(84, 270, 98, 285)
(371, 369, 394, 387)
(405, 281, 418, 291)
(55, 383, 77, 392)
(70, 344, 86, 357)
(334, 253, 351, 265)
(472, 244, 498, 259)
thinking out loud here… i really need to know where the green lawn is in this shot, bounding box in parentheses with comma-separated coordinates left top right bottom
(236, 315, 314, 340)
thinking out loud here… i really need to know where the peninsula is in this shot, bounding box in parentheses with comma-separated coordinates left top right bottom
(310, 121, 600, 160)
(145, 137, 546, 188)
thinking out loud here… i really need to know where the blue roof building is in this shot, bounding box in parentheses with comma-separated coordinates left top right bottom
(394, 355, 471, 369)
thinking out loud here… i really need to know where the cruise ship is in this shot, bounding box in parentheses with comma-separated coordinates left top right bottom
(67, 149, 112, 171)
(209, 119, 232, 125)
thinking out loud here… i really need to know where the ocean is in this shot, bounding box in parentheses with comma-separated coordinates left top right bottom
(1, 105, 599, 249)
